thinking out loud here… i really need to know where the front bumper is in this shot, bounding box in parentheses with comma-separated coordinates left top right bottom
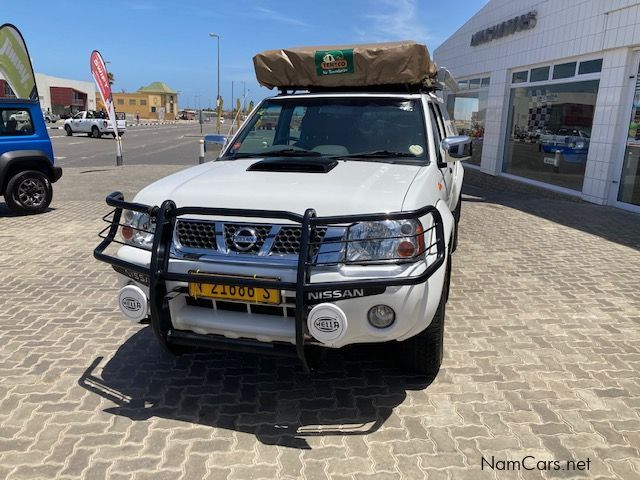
(51, 166, 63, 182)
(95, 192, 446, 370)
(114, 254, 444, 348)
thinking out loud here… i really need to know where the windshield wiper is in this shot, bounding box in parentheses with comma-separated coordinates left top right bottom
(230, 149, 322, 158)
(331, 150, 418, 160)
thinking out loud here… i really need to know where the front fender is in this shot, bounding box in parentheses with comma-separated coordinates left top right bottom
(434, 199, 455, 255)
(450, 162, 465, 211)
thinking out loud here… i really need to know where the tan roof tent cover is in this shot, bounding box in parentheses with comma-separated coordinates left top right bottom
(253, 41, 438, 90)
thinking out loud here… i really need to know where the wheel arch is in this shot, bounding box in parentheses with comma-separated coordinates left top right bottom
(0, 150, 56, 195)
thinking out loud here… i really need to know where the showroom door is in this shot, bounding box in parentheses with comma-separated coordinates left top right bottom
(612, 54, 640, 212)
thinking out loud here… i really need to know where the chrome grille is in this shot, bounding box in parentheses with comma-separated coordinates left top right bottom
(224, 224, 271, 254)
(176, 220, 217, 250)
(272, 227, 327, 255)
(176, 220, 334, 257)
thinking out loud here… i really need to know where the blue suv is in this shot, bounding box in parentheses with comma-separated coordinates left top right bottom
(0, 99, 62, 213)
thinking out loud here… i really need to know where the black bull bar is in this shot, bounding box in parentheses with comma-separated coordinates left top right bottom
(94, 192, 446, 371)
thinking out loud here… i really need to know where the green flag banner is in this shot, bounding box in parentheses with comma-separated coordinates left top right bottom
(0, 24, 37, 100)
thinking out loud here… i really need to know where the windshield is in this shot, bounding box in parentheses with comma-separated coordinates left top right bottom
(224, 96, 428, 163)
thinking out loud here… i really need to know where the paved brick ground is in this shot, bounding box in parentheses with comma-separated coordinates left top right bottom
(1, 166, 639, 480)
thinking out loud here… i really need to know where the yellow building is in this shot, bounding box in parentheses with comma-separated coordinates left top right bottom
(97, 82, 179, 120)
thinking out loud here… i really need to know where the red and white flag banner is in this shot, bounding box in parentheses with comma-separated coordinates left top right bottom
(90, 50, 119, 139)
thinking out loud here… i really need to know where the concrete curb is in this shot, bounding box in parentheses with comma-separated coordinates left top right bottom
(47, 121, 195, 130)
(127, 121, 181, 127)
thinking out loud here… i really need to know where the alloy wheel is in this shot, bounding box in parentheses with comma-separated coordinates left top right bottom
(17, 177, 47, 208)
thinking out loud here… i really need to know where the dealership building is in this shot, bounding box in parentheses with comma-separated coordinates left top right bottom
(35, 73, 96, 116)
(1, 73, 96, 116)
(435, 0, 640, 212)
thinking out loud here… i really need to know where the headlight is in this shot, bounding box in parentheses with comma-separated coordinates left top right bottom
(575, 142, 585, 149)
(346, 219, 424, 263)
(120, 210, 155, 250)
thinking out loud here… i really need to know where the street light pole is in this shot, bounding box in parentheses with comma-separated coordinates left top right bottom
(209, 33, 220, 133)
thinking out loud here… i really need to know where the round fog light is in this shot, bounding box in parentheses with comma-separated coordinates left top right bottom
(367, 305, 395, 329)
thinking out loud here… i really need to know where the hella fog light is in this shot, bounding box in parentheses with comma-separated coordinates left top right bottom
(367, 305, 395, 328)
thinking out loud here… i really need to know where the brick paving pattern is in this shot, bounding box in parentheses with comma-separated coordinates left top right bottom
(0, 166, 639, 479)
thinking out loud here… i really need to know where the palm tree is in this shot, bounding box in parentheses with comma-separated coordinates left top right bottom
(107, 72, 115, 86)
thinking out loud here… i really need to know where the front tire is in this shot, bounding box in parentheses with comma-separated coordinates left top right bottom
(91, 126, 101, 138)
(395, 266, 448, 380)
(4, 170, 53, 214)
(64, 125, 73, 136)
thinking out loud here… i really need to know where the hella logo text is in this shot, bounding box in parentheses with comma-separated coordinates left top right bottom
(313, 317, 341, 333)
(121, 297, 141, 311)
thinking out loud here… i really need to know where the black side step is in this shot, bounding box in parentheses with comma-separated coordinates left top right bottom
(166, 330, 298, 358)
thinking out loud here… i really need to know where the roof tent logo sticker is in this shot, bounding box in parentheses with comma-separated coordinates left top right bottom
(315, 49, 354, 76)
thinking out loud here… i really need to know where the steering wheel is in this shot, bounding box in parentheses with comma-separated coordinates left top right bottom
(283, 135, 300, 145)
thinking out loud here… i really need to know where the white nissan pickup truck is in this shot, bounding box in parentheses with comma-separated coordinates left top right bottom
(64, 110, 126, 138)
(95, 41, 469, 380)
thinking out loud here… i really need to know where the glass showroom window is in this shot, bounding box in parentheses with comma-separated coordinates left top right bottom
(446, 78, 489, 166)
(618, 63, 640, 207)
(503, 80, 599, 191)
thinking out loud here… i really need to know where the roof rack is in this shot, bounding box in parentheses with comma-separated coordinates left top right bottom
(274, 70, 460, 96)
(277, 82, 440, 96)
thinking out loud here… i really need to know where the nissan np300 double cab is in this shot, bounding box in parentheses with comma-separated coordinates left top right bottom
(95, 42, 470, 381)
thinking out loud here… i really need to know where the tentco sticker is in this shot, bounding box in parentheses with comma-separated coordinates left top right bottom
(315, 49, 354, 76)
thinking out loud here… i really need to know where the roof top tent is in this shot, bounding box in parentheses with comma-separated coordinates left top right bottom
(253, 41, 459, 95)
(0, 23, 38, 103)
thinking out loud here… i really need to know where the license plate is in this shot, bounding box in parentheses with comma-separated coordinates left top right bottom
(188, 272, 281, 305)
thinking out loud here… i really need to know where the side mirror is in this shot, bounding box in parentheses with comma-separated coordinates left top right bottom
(204, 134, 227, 153)
(441, 135, 472, 162)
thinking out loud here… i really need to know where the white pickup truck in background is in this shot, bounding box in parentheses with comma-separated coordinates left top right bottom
(63, 110, 126, 138)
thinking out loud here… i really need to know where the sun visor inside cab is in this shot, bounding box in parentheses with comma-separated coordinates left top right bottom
(253, 41, 438, 91)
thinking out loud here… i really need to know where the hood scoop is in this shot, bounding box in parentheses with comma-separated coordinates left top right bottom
(247, 157, 338, 173)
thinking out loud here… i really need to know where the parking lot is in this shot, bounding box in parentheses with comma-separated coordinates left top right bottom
(1, 141, 639, 479)
(48, 122, 221, 168)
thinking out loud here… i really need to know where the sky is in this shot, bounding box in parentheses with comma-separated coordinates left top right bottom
(4, 0, 488, 109)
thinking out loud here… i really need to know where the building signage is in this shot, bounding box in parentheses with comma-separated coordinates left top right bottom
(471, 11, 537, 46)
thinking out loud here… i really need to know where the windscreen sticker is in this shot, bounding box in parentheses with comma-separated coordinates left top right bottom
(315, 49, 354, 76)
(409, 144, 424, 156)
